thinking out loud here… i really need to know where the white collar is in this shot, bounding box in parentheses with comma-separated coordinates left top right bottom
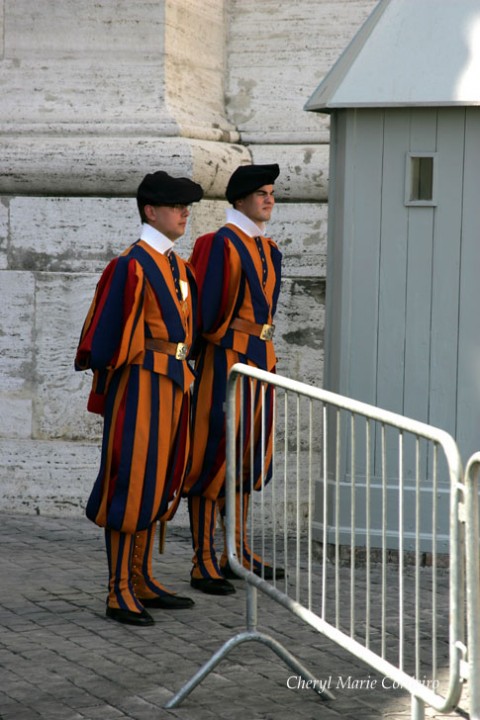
(139, 223, 174, 255)
(225, 207, 266, 237)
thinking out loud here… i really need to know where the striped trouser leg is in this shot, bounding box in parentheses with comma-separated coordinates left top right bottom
(188, 495, 224, 580)
(219, 493, 270, 572)
(104, 529, 144, 612)
(131, 524, 174, 599)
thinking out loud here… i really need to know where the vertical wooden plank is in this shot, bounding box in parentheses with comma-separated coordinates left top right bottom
(323, 110, 348, 395)
(374, 109, 410, 480)
(345, 108, 384, 405)
(376, 109, 410, 414)
(341, 110, 384, 499)
(456, 108, 480, 461)
(323, 109, 384, 540)
(403, 110, 437, 427)
(323, 111, 351, 525)
(429, 109, 464, 438)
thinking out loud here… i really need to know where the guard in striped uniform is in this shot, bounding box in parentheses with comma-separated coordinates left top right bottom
(184, 164, 284, 595)
(75, 171, 203, 625)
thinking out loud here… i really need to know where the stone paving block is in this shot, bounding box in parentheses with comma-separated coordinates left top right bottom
(0, 708, 42, 720)
(114, 694, 172, 720)
(74, 707, 126, 720)
(165, 704, 222, 720)
(31, 702, 85, 720)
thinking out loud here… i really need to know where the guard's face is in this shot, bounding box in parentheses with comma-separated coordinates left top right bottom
(145, 204, 191, 241)
(236, 184, 275, 225)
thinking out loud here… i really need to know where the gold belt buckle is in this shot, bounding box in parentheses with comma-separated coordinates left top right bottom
(260, 324, 275, 341)
(175, 342, 188, 360)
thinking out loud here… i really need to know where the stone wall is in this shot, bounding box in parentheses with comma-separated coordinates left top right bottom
(0, 0, 376, 522)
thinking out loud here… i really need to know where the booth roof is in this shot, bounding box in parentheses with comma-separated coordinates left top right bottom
(305, 0, 480, 112)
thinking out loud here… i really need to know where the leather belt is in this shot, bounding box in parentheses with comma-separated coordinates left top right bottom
(145, 338, 189, 360)
(230, 317, 275, 341)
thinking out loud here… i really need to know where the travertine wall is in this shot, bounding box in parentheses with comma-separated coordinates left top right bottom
(0, 0, 376, 521)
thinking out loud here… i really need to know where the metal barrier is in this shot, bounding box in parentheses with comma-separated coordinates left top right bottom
(463, 453, 480, 720)
(167, 363, 470, 719)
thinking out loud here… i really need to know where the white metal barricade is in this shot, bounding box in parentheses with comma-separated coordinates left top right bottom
(167, 364, 471, 719)
(463, 453, 480, 720)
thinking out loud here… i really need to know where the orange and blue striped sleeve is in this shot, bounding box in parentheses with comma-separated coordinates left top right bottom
(75, 255, 145, 373)
(190, 232, 243, 338)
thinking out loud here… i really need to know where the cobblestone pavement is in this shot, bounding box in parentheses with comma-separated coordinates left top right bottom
(0, 513, 470, 720)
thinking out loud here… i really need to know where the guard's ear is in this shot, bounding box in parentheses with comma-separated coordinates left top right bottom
(144, 204, 157, 222)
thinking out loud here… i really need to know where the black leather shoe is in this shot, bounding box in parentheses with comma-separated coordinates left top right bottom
(106, 606, 155, 626)
(254, 565, 285, 581)
(139, 594, 194, 609)
(221, 562, 240, 580)
(222, 560, 285, 581)
(190, 576, 236, 595)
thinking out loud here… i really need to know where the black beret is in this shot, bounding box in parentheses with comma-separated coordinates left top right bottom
(226, 163, 280, 203)
(137, 171, 204, 206)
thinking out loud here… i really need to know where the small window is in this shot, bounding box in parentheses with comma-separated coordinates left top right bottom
(405, 153, 437, 206)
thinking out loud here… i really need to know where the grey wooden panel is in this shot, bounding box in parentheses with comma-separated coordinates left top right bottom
(324, 110, 384, 483)
(315, 423, 451, 553)
(323, 111, 348, 395)
(403, 208, 434, 421)
(408, 109, 438, 154)
(323, 112, 353, 485)
(428, 109, 464, 439)
(319, 106, 466, 546)
(313, 483, 451, 554)
(456, 109, 480, 461)
(403, 111, 437, 425)
(377, 109, 410, 413)
(336, 110, 385, 480)
(345, 109, 384, 404)
(375, 110, 411, 478)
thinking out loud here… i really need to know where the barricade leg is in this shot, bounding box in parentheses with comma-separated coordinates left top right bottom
(164, 583, 335, 708)
(464, 454, 480, 720)
(411, 695, 425, 720)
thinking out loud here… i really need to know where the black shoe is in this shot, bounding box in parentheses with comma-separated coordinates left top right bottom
(254, 565, 285, 580)
(221, 562, 241, 580)
(106, 606, 155, 626)
(190, 576, 236, 595)
(222, 560, 285, 581)
(139, 594, 194, 609)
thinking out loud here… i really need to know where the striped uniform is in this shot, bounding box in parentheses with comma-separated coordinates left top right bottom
(76, 239, 195, 533)
(184, 223, 282, 578)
